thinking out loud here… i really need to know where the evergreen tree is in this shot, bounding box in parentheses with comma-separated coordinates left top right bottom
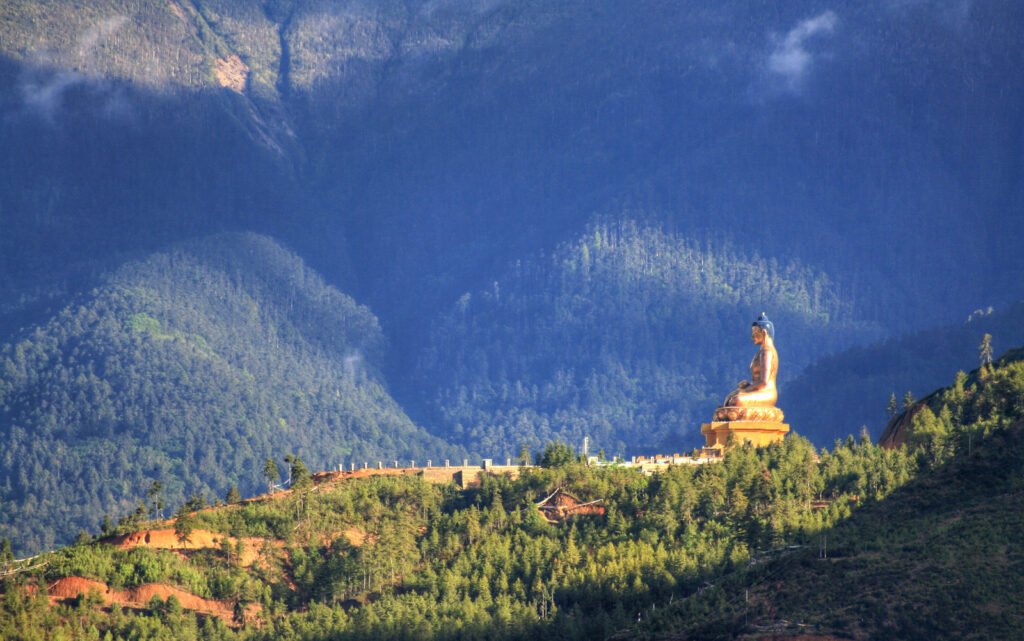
(285, 455, 312, 490)
(263, 459, 281, 492)
(173, 508, 194, 545)
(979, 333, 994, 372)
(903, 391, 916, 410)
(540, 442, 577, 468)
(147, 481, 165, 519)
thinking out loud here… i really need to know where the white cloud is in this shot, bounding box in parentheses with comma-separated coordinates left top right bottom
(19, 15, 129, 121)
(767, 10, 838, 91)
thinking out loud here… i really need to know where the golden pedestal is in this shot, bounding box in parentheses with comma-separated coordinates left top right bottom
(700, 420, 790, 449)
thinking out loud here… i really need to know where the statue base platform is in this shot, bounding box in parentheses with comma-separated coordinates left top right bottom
(713, 405, 784, 422)
(700, 420, 790, 449)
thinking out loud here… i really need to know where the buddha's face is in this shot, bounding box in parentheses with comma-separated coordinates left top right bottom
(751, 326, 766, 344)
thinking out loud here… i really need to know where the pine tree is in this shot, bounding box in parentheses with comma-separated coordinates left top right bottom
(173, 507, 194, 545)
(886, 393, 898, 418)
(147, 480, 165, 519)
(285, 454, 312, 489)
(518, 445, 532, 466)
(979, 333, 994, 375)
(902, 391, 915, 410)
(263, 458, 280, 492)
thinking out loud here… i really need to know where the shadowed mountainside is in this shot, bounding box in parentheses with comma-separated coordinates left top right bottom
(2, 1, 1022, 344)
(785, 301, 1024, 444)
(416, 220, 880, 457)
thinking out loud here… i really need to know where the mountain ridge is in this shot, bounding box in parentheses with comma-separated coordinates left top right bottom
(0, 232, 459, 555)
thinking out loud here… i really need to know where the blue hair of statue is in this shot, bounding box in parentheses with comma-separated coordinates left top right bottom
(752, 312, 775, 340)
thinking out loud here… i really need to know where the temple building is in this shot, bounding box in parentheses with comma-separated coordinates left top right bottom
(535, 488, 605, 523)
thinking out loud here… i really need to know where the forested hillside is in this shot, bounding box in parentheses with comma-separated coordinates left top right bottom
(0, 234, 457, 555)
(3, 348, 1022, 640)
(645, 351, 1024, 640)
(785, 300, 1024, 444)
(0, 431, 918, 640)
(417, 220, 879, 457)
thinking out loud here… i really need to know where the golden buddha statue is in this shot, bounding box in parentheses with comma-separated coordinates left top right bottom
(701, 313, 789, 448)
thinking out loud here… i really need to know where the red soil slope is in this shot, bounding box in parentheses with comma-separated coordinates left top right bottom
(46, 576, 259, 625)
(109, 528, 281, 567)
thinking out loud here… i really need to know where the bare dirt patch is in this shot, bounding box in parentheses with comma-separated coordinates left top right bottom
(168, 2, 187, 21)
(214, 55, 248, 93)
(46, 576, 259, 626)
(110, 528, 282, 568)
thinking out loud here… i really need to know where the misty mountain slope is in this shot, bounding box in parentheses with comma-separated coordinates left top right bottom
(0, 0, 345, 332)
(415, 220, 880, 458)
(3, 1, 1022, 348)
(784, 301, 1024, 445)
(0, 233, 458, 555)
(291, 0, 1024, 343)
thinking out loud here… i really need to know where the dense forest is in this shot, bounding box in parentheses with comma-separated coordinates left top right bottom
(644, 349, 1024, 640)
(1, 348, 1022, 640)
(415, 219, 879, 457)
(0, 233, 458, 555)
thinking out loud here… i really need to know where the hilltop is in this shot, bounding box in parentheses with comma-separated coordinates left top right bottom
(0, 432, 912, 640)
(638, 351, 1024, 640)
(0, 233, 459, 555)
(2, 348, 1020, 639)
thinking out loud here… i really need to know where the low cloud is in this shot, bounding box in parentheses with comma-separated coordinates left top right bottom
(20, 68, 85, 120)
(19, 15, 129, 121)
(766, 10, 838, 92)
(344, 352, 364, 379)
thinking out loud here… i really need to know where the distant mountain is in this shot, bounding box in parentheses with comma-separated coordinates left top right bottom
(2, 1, 1022, 344)
(0, 233, 458, 554)
(784, 301, 1024, 444)
(415, 220, 879, 457)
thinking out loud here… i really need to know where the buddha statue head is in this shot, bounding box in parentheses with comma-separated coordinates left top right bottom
(752, 312, 774, 340)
